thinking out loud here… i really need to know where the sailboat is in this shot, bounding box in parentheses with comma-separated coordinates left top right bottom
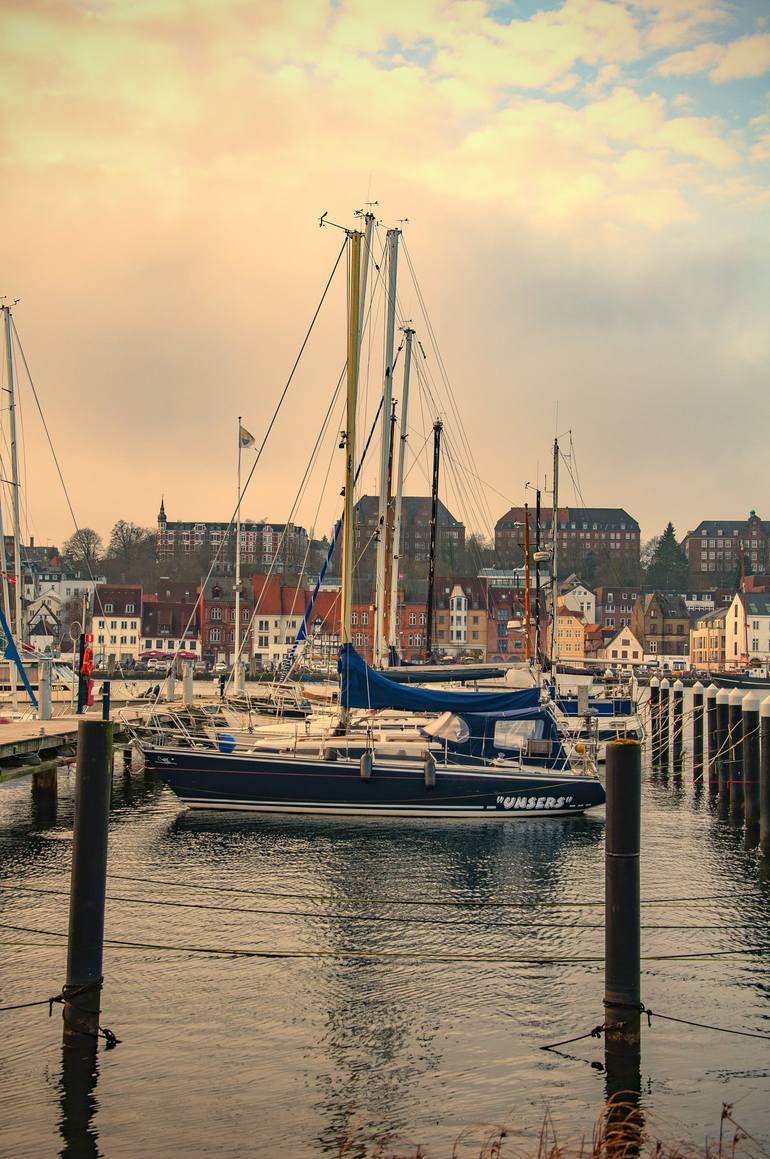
(139, 225, 604, 818)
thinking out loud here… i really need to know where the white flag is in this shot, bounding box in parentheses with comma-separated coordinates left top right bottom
(239, 424, 255, 449)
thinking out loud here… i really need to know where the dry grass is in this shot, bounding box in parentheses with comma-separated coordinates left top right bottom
(335, 1099, 769, 1159)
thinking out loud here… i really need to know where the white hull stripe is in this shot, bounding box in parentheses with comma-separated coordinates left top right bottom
(177, 799, 590, 818)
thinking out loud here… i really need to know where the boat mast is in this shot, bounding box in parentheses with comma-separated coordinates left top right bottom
(373, 228, 400, 668)
(381, 400, 398, 654)
(2, 305, 23, 648)
(523, 501, 530, 660)
(340, 230, 363, 660)
(387, 325, 414, 657)
(534, 486, 541, 666)
(424, 419, 443, 662)
(234, 415, 242, 678)
(550, 438, 559, 669)
(0, 470, 16, 711)
(357, 210, 376, 352)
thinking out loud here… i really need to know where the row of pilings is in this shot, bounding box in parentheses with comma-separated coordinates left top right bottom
(648, 677, 770, 854)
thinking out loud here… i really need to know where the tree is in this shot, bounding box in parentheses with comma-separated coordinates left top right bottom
(63, 528, 103, 571)
(644, 522, 689, 591)
(104, 521, 156, 583)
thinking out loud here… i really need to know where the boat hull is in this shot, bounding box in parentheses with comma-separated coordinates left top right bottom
(143, 747, 605, 818)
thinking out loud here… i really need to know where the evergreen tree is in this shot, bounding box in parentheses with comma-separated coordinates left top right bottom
(644, 522, 689, 591)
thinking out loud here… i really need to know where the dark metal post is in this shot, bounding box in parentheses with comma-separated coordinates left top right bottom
(743, 690, 762, 833)
(659, 678, 670, 770)
(604, 740, 641, 1104)
(101, 682, 110, 722)
(761, 696, 770, 859)
(729, 688, 744, 819)
(534, 488, 541, 665)
(692, 681, 704, 782)
(649, 677, 660, 767)
(672, 678, 684, 772)
(716, 689, 730, 810)
(62, 720, 113, 1045)
(424, 419, 442, 662)
(76, 633, 87, 715)
(706, 683, 719, 793)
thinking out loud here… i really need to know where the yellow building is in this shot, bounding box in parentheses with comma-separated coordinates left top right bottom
(554, 603, 586, 660)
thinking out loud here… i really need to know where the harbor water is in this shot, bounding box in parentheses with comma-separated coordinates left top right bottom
(1, 698, 770, 1156)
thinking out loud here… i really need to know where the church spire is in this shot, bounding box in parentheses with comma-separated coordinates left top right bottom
(158, 496, 166, 525)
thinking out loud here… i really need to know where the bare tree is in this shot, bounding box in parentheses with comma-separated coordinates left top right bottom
(63, 528, 103, 571)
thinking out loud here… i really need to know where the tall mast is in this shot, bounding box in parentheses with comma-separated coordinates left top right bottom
(373, 228, 400, 668)
(534, 487, 542, 666)
(2, 306, 22, 646)
(388, 325, 414, 656)
(357, 210, 376, 353)
(523, 502, 531, 660)
(550, 438, 559, 668)
(381, 400, 398, 658)
(340, 230, 362, 653)
(234, 415, 242, 675)
(424, 419, 443, 662)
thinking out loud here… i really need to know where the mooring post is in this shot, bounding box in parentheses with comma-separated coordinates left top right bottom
(743, 690, 762, 834)
(62, 719, 113, 1046)
(101, 681, 110, 722)
(716, 689, 730, 809)
(659, 678, 670, 770)
(692, 681, 704, 782)
(165, 666, 176, 703)
(729, 687, 744, 819)
(672, 679, 684, 772)
(183, 661, 194, 708)
(761, 696, 770, 859)
(706, 683, 719, 793)
(238, 659, 247, 694)
(649, 677, 660, 767)
(38, 658, 52, 721)
(604, 740, 641, 1103)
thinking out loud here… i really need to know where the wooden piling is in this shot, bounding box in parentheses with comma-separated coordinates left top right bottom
(706, 683, 719, 792)
(659, 679, 670, 770)
(729, 688, 744, 819)
(649, 677, 660, 766)
(716, 689, 730, 807)
(743, 690, 762, 832)
(672, 679, 684, 772)
(62, 720, 112, 1046)
(692, 681, 704, 782)
(761, 696, 770, 859)
(605, 739, 641, 1011)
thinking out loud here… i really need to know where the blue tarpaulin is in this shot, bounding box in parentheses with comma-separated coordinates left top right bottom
(339, 644, 541, 714)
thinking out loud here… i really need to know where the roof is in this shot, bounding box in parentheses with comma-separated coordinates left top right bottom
(644, 592, 690, 618)
(686, 515, 769, 537)
(737, 593, 770, 616)
(354, 495, 463, 528)
(496, 506, 639, 532)
(94, 584, 142, 616)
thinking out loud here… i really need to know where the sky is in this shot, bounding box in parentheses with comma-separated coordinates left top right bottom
(1, 0, 769, 555)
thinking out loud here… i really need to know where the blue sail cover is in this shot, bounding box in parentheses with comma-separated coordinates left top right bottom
(339, 644, 540, 713)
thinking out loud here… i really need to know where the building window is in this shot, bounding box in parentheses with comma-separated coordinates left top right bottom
(361, 612, 369, 626)
(126, 603, 135, 614)
(210, 608, 222, 621)
(104, 603, 113, 613)
(210, 628, 221, 643)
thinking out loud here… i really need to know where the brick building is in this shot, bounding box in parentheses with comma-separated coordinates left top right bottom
(157, 499, 308, 570)
(683, 512, 770, 579)
(200, 577, 254, 667)
(495, 507, 640, 568)
(352, 495, 465, 570)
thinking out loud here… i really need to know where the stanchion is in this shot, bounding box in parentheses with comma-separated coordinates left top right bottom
(183, 661, 194, 708)
(62, 720, 113, 1046)
(692, 681, 704, 782)
(729, 687, 744, 819)
(706, 683, 719, 793)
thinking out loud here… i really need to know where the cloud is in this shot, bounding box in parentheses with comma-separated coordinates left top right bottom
(711, 32, 770, 81)
(657, 40, 723, 75)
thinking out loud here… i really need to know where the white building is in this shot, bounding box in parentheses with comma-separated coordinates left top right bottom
(725, 592, 770, 669)
(600, 626, 645, 668)
(560, 578, 596, 625)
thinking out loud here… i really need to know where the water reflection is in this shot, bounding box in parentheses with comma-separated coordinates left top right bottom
(58, 1042, 101, 1159)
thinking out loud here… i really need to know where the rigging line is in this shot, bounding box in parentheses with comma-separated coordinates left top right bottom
(401, 238, 496, 534)
(441, 445, 517, 509)
(0, 884, 757, 934)
(0, 922, 763, 965)
(442, 431, 496, 546)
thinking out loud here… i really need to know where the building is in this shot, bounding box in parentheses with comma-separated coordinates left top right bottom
(157, 500, 308, 570)
(724, 592, 770, 669)
(592, 586, 642, 635)
(251, 576, 309, 670)
(630, 593, 690, 659)
(689, 607, 727, 672)
(600, 626, 645, 668)
(683, 511, 770, 578)
(93, 584, 143, 665)
(495, 507, 640, 567)
(352, 495, 465, 569)
(200, 577, 254, 667)
(558, 575, 596, 624)
(141, 584, 201, 660)
(553, 604, 586, 661)
(432, 578, 488, 658)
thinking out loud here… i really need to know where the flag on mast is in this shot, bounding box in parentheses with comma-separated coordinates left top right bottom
(239, 424, 255, 449)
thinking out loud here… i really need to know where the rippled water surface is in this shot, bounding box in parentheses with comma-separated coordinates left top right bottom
(2, 708, 770, 1157)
